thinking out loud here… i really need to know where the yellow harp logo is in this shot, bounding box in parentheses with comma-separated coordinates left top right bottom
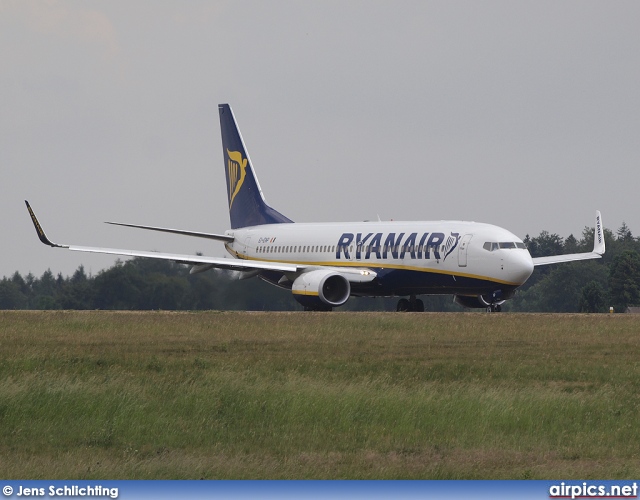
(227, 149, 247, 209)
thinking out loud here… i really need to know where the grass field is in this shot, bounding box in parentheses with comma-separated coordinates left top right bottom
(1, 310, 639, 479)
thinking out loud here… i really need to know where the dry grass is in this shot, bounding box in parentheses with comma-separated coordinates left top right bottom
(1, 311, 639, 478)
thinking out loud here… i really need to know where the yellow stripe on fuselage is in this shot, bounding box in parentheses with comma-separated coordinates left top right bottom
(224, 245, 520, 286)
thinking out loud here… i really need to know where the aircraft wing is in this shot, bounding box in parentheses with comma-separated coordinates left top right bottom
(532, 211, 605, 267)
(64, 245, 301, 273)
(26, 201, 298, 273)
(25, 201, 377, 281)
(532, 252, 603, 266)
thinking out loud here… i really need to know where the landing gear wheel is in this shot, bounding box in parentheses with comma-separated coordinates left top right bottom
(397, 298, 411, 312)
(486, 304, 502, 313)
(397, 297, 425, 312)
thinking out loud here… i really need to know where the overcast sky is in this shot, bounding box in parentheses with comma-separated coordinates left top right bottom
(2, 0, 639, 279)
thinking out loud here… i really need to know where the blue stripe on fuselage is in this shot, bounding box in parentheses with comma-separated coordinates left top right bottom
(259, 266, 513, 298)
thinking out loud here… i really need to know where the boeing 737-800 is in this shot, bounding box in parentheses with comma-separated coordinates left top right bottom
(26, 104, 605, 312)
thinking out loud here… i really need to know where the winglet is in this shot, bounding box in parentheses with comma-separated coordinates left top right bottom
(25, 201, 69, 248)
(594, 210, 605, 255)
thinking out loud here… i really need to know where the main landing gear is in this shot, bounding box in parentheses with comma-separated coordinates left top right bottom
(487, 304, 502, 313)
(396, 295, 425, 312)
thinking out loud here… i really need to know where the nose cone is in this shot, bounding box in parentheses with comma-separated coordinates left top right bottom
(508, 251, 534, 285)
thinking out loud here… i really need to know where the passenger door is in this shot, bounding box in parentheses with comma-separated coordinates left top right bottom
(458, 234, 473, 267)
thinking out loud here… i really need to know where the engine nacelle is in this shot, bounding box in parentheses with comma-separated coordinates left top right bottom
(454, 295, 492, 309)
(292, 270, 351, 310)
(454, 289, 513, 309)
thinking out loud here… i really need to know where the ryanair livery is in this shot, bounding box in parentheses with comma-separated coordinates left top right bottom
(26, 104, 606, 311)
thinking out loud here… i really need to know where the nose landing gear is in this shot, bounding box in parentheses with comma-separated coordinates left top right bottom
(477, 290, 505, 313)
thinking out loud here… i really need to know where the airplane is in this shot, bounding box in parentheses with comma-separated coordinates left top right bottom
(26, 103, 606, 312)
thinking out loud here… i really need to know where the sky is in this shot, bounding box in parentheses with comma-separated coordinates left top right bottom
(2, 0, 639, 279)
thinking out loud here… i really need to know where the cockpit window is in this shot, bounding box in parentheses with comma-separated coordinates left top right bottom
(484, 241, 526, 251)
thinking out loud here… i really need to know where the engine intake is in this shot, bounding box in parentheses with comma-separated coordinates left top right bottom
(292, 270, 351, 310)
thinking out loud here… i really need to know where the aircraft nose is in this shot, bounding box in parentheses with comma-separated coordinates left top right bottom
(508, 251, 534, 285)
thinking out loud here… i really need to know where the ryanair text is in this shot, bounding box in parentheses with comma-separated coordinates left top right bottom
(336, 232, 459, 261)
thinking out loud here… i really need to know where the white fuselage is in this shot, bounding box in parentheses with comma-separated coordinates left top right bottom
(225, 220, 534, 298)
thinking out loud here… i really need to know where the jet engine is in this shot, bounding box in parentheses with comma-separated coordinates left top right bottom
(454, 295, 495, 309)
(454, 289, 514, 311)
(292, 270, 351, 311)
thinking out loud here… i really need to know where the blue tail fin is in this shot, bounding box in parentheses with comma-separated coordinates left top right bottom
(218, 104, 293, 229)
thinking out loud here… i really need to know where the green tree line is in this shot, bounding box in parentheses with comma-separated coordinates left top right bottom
(508, 222, 640, 312)
(2, 222, 639, 312)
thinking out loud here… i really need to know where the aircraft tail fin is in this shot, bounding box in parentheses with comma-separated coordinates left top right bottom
(218, 104, 293, 229)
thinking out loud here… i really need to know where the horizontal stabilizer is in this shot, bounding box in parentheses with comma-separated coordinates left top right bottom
(106, 221, 234, 242)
